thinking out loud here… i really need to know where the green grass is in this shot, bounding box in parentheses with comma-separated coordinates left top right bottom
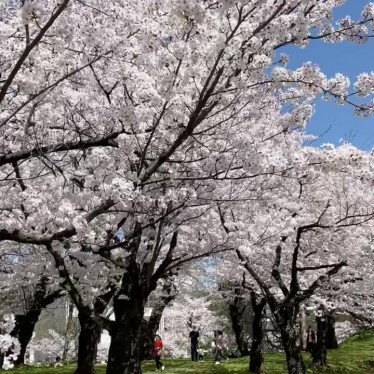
(6, 332, 374, 374)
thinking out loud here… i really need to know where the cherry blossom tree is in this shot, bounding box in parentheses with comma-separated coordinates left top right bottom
(216, 256, 269, 373)
(219, 278, 251, 357)
(221, 273, 268, 373)
(222, 147, 374, 374)
(310, 252, 374, 363)
(162, 293, 223, 358)
(2, 2, 374, 374)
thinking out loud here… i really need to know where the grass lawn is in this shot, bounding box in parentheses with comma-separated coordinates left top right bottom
(6, 332, 374, 374)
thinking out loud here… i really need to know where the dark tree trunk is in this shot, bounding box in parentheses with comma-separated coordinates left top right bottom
(229, 291, 250, 356)
(276, 304, 306, 374)
(106, 264, 149, 374)
(74, 312, 102, 374)
(219, 279, 250, 357)
(284, 346, 305, 374)
(72, 276, 118, 373)
(281, 324, 305, 374)
(0, 352, 4, 370)
(249, 292, 266, 373)
(105, 228, 178, 374)
(12, 311, 41, 365)
(139, 280, 177, 361)
(315, 311, 328, 367)
(139, 319, 157, 362)
(325, 313, 338, 349)
(106, 299, 145, 374)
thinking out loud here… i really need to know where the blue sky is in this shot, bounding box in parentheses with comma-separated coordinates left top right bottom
(281, 0, 374, 151)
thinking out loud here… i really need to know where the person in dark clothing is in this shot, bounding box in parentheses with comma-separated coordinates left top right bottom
(189, 326, 200, 361)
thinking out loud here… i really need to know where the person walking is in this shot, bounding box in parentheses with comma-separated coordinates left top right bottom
(214, 330, 228, 365)
(152, 334, 165, 372)
(189, 326, 200, 362)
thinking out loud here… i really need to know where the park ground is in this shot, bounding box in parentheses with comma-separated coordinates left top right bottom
(5, 332, 374, 374)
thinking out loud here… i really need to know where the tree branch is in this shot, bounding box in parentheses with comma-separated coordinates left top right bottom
(0, 0, 71, 104)
(236, 249, 277, 311)
(0, 199, 115, 245)
(151, 231, 178, 286)
(298, 261, 347, 302)
(297, 263, 346, 272)
(0, 131, 121, 167)
(271, 236, 289, 297)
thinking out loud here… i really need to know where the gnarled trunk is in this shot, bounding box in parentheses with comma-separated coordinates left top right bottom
(0, 352, 4, 369)
(315, 311, 327, 367)
(249, 292, 266, 373)
(325, 313, 338, 349)
(229, 295, 250, 356)
(284, 346, 305, 374)
(139, 280, 176, 361)
(106, 267, 148, 374)
(74, 312, 102, 374)
(138, 302, 166, 362)
(139, 319, 158, 362)
(277, 304, 306, 374)
(106, 299, 145, 374)
(281, 325, 305, 374)
(11, 310, 41, 365)
(105, 229, 178, 374)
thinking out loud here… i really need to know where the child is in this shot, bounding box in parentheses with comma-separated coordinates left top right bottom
(198, 348, 205, 362)
(152, 334, 165, 372)
(53, 356, 62, 367)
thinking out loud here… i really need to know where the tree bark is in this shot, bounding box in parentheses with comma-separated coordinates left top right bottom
(281, 322, 305, 374)
(106, 299, 145, 374)
(74, 312, 102, 374)
(0, 352, 4, 370)
(315, 310, 327, 368)
(12, 310, 41, 365)
(105, 228, 178, 374)
(277, 305, 306, 374)
(229, 289, 250, 356)
(139, 316, 159, 362)
(325, 312, 338, 349)
(284, 346, 306, 374)
(249, 293, 266, 373)
(139, 280, 177, 361)
(106, 265, 148, 374)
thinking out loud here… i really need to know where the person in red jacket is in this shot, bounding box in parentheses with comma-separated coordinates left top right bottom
(152, 334, 165, 371)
